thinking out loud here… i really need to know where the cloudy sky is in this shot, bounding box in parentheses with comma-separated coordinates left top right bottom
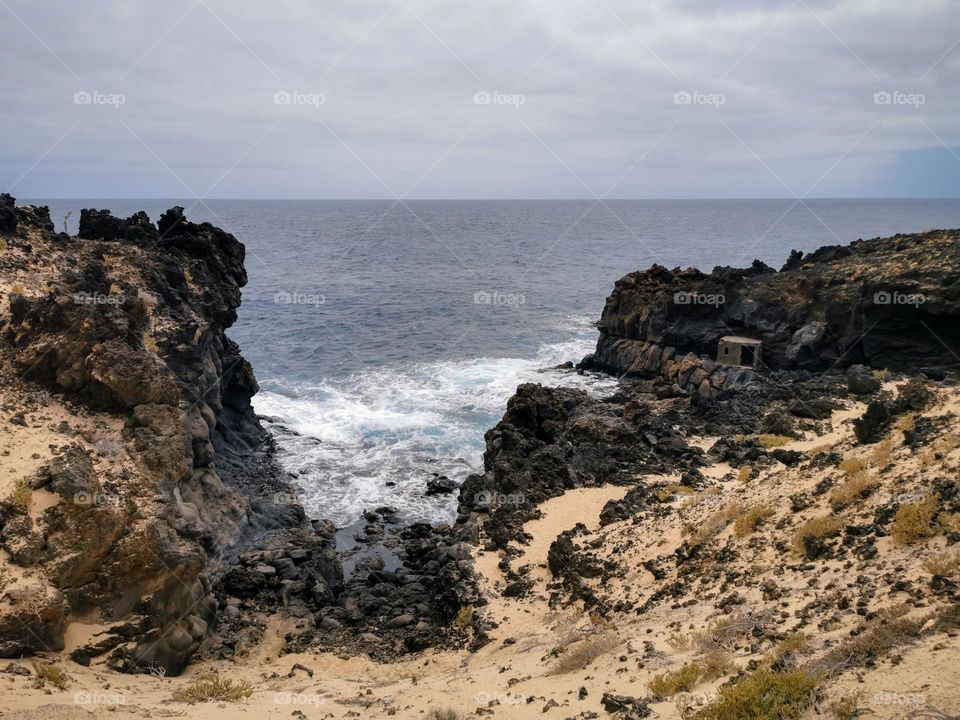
(1, 0, 958, 199)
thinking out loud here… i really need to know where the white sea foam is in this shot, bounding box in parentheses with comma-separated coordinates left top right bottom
(253, 324, 618, 527)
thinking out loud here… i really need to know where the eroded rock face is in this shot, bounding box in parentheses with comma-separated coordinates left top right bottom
(0, 198, 338, 674)
(583, 230, 960, 379)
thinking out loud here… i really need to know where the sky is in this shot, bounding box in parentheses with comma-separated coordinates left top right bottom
(1, 0, 958, 199)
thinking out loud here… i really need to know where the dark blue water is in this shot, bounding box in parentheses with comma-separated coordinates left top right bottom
(30, 199, 960, 525)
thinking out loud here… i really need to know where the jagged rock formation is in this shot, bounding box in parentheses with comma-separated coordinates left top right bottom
(0, 196, 337, 674)
(583, 230, 960, 387)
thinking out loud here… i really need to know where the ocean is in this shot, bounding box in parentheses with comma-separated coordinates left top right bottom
(30, 198, 960, 526)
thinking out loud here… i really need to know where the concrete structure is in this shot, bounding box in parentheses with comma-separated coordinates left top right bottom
(718, 336, 762, 369)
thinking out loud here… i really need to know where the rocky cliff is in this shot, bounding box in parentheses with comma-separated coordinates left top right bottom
(582, 230, 960, 393)
(0, 196, 338, 674)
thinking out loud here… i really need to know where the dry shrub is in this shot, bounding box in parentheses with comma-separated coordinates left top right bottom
(549, 634, 619, 674)
(657, 483, 696, 502)
(690, 669, 821, 720)
(648, 663, 701, 697)
(838, 457, 867, 476)
(427, 710, 467, 720)
(453, 605, 474, 629)
(689, 503, 742, 546)
(32, 663, 70, 690)
(939, 512, 960, 535)
(810, 607, 922, 676)
(143, 333, 160, 353)
(890, 494, 939, 544)
(791, 516, 844, 556)
(827, 695, 860, 720)
(736, 466, 753, 483)
(734, 505, 775, 537)
(171, 672, 253, 704)
(698, 649, 737, 680)
(828, 473, 878, 509)
(869, 437, 895, 467)
(760, 633, 809, 670)
(922, 550, 960, 577)
(895, 412, 916, 432)
(757, 434, 792, 449)
(10, 477, 33, 511)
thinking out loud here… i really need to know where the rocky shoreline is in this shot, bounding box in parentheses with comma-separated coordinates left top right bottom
(2, 199, 960, 718)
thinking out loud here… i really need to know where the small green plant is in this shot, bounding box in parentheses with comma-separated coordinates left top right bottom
(171, 672, 253, 704)
(32, 663, 70, 690)
(690, 669, 821, 720)
(10, 477, 33, 511)
(890, 494, 939, 545)
(453, 604, 474, 629)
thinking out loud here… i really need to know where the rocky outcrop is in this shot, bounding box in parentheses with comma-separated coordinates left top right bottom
(582, 230, 960, 381)
(0, 198, 337, 674)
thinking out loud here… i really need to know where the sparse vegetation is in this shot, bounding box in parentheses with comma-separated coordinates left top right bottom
(828, 472, 878, 509)
(736, 465, 753, 483)
(688, 503, 742, 546)
(810, 607, 922, 675)
(171, 672, 253, 704)
(32, 663, 70, 690)
(143, 333, 160, 353)
(890, 494, 939, 544)
(10, 477, 33, 511)
(923, 549, 960, 577)
(690, 669, 821, 720)
(827, 694, 860, 720)
(657, 483, 696, 501)
(757, 434, 792, 449)
(939, 511, 960, 535)
(734, 505, 775, 536)
(791, 516, 843, 556)
(549, 633, 619, 674)
(869, 437, 895, 467)
(427, 710, 466, 720)
(760, 633, 809, 670)
(648, 662, 702, 697)
(453, 604, 474, 629)
(838, 457, 867, 476)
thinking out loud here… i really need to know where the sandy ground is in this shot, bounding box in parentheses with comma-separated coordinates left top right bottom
(2, 386, 960, 719)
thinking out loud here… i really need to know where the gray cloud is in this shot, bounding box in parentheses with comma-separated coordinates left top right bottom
(1, 0, 958, 198)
